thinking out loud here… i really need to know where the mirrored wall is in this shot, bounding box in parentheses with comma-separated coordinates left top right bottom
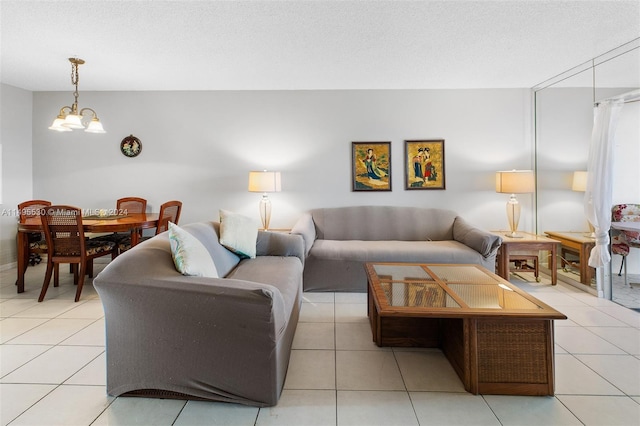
(534, 39, 640, 310)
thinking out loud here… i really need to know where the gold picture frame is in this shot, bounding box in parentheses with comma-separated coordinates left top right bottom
(352, 141, 391, 191)
(404, 139, 445, 190)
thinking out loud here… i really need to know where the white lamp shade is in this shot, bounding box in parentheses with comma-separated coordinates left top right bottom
(495, 170, 535, 194)
(248, 171, 282, 193)
(571, 171, 588, 192)
(62, 114, 84, 129)
(48, 117, 72, 132)
(85, 118, 106, 133)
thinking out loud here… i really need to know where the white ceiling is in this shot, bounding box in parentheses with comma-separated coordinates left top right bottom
(1, 1, 639, 91)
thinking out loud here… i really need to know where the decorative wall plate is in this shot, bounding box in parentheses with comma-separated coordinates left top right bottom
(120, 135, 142, 157)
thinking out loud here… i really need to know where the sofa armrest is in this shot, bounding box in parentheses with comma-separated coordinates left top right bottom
(290, 213, 316, 257)
(256, 231, 305, 264)
(94, 274, 288, 406)
(453, 216, 502, 258)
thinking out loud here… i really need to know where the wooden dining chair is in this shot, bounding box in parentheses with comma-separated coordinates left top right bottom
(118, 200, 182, 253)
(17, 200, 51, 272)
(39, 205, 117, 302)
(102, 197, 148, 252)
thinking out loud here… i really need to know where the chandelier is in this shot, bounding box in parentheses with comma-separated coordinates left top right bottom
(49, 58, 106, 133)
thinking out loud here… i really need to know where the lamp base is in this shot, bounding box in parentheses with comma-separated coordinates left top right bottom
(259, 194, 272, 231)
(505, 194, 522, 238)
(504, 231, 525, 238)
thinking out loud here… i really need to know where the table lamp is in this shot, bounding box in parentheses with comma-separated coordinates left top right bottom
(495, 170, 535, 238)
(248, 170, 282, 231)
(571, 171, 595, 238)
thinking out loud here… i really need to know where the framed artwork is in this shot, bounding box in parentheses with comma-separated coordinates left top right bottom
(121, 134, 142, 158)
(404, 139, 445, 190)
(351, 141, 391, 191)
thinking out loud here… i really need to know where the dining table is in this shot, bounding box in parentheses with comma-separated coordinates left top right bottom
(16, 212, 160, 293)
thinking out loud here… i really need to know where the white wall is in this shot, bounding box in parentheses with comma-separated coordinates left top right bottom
(27, 89, 533, 244)
(0, 84, 33, 267)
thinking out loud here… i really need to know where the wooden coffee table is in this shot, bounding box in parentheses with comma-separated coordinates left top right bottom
(365, 263, 567, 396)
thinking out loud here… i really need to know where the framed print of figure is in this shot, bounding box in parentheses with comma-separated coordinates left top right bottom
(405, 139, 445, 190)
(352, 141, 391, 191)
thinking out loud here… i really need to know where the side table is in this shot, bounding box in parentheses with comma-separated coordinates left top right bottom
(491, 231, 561, 285)
(544, 231, 595, 286)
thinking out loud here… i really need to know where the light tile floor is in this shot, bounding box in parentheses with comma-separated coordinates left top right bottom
(1, 262, 639, 426)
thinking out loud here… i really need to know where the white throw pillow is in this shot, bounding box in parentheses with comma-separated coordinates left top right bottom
(219, 209, 258, 259)
(168, 222, 219, 277)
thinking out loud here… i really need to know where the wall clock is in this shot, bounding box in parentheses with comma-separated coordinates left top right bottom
(120, 135, 142, 158)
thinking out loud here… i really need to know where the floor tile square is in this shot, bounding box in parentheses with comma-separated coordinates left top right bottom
(554, 354, 623, 395)
(394, 349, 466, 392)
(335, 323, 389, 351)
(483, 395, 582, 425)
(6, 318, 94, 345)
(60, 319, 106, 346)
(575, 354, 640, 395)
(335, 293, 367, 304)
(174, 400, 258, 426)
(284, 350, 335, 390)
(411, 392, 500, 425)
(0, 299, 39, 317)
(292, 322, 335, 350)
(0, 318, 48, 344)
(556, 395, 640, 426)
(57, 300, 104, 319)
(1, 345, 104, 384)
(0, 344, 51, 377)
(555, 326, 627, 354)
(299, 302, 334, 323)
(302, 292, 335, 303)
(335, 303, 368, 323)
(256, 389, 336, 426)
(559, 306, 629, 327)
(586, 326, 640, 355)
(91, 396, 186, 425)
(8, 384, 113, 426)
(337, 390, 418, 426)
(336, 351, 404, 391)
(0, 383, 56, 426)
(65, 351, 106, 385)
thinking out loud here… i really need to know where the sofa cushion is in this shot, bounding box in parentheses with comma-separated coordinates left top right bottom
(309, 239, 486, 264)
(219, 210, 259, 259)
(168, 222, 218, 277)
(178, 222, 240, 278)
(309, 206, 457, 241)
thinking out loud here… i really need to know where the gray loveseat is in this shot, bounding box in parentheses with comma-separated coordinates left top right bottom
(94, 221, 304, 407)
(291, 206, 501, 292)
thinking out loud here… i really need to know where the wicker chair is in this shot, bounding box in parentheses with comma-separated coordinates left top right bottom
(39, 205, 117, 302)
(611, 204, 640, 287)
(17, 200, 51, 280)
(118, 200, 182, 253)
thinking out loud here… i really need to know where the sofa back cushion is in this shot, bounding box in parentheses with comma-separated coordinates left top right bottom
(309, 206, 457, 241)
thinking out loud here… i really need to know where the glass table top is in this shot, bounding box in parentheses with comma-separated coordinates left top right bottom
(371, 264, 543, 311)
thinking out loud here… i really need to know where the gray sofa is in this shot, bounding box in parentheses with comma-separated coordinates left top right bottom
(291, 206, 502, 292)
(94, 221, 304, 407)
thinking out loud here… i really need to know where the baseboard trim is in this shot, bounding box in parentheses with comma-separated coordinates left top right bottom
(0, 261, 17, 272)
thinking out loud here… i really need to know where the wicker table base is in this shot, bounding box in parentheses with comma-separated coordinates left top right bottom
(366, 263, 565, 396)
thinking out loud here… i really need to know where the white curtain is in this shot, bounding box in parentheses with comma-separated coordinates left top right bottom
(585, 99, 624, 268)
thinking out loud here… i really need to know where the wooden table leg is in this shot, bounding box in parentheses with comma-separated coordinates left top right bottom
(16, 232, 28, 293)
(550, 243, 557, 285)
(497, 247, 509, 280)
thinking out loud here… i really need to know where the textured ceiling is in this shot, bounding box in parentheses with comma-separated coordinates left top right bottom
(1, 1, 639, 91)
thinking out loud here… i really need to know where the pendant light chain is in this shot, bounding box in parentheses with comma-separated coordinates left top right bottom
(49, 57, 106, 133)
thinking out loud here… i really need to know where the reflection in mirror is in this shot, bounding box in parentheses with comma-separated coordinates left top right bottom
(534, 41, 640, 311)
